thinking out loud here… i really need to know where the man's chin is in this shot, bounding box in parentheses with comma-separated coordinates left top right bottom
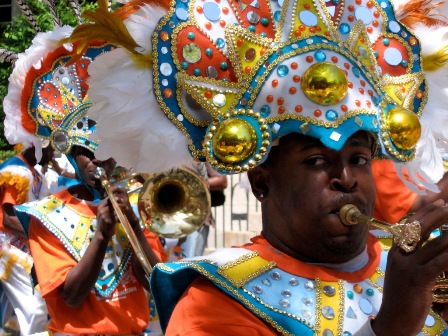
(325, 235, 366, 259)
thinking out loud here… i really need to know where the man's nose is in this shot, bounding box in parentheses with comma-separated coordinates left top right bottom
(329, 165, 357, 192)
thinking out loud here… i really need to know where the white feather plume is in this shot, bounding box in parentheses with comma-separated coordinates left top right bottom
(3, 26, 74, 160)
(123, 4, 166, 55)
(396, 24, 448, 191)
(87, 48, 193, 173)
(395, 124, 444, 194)
(386, 1, 448, 190)
(87, 4, 194, 173)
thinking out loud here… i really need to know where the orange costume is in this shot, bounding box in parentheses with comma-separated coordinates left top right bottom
(372, 160, 417, 225)
(152, 235, 445, 335)
(16, 189, 167, 335)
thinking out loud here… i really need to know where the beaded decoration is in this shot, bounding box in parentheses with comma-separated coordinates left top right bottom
(152, 0, 426, 173)
(29, 43, 113, 154)
(3, 26, 112, 155)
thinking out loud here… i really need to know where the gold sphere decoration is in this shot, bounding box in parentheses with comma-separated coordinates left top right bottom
(212, 118, 257, 164)
(386, 106, 421, 150)
(301, 62, 348, 106)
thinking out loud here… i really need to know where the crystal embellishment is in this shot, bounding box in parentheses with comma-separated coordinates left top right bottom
(322, 306, 335, 320)
(288, 278, 299, 286)
(323, 285, 336, 297)
(304, 281, 315, 291)
(270, 271, 281, 280)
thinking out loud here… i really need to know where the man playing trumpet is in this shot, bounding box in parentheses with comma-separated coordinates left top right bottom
(60, 0, 448, 333)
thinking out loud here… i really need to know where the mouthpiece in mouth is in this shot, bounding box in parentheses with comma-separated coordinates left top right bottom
(339, 204, 361, 226)
(93, 167, 105, 180)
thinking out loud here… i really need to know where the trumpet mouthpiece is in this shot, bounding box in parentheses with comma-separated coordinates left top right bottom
(93, 167, 106, 180)
(339, 204, 362, 226)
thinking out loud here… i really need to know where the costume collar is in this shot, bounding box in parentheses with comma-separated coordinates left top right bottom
(242, 234, 381, 282)
(14, 189, 132, 297)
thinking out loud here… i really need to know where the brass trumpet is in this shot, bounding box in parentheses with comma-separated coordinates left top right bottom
(138, 167, 211, 239)
(95, 167, 153, 277)
(109, 167, 211, 239)
(339, 204, 421, 253)
(339, 204, 448, 303)
(95, 166, 211, 272)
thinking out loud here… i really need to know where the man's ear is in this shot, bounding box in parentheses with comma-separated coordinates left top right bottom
(247, 166, 269, 202)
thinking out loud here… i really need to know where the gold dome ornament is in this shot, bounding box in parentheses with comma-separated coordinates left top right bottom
(212, 118, 257, 164)
(204, 109, 271, 173)
(386, 106, 421, 151)
(301, 62, 349, 106)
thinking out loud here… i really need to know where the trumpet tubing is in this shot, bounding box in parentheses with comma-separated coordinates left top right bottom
(95, 167, 153, 277)
(103, 166, 211, 239)
(111, 172, 148, 195)
(339, 203, 448, 303)
(339, 204, 402, 236)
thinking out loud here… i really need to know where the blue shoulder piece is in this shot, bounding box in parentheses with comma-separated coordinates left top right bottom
(150, 260, 314, 336)
(14, 203, 36, 237)
(0, 156, 27, 170)
(150, 262, 202, 332)
(57, 176, 79, 189)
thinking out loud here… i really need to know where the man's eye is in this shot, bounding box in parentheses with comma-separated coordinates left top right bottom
(305, 157, 327, 165)
(353, 156, 369, 165)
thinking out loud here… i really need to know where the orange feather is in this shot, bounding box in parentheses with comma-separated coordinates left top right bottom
(395, 0, 448, 28)
(115, 0, 171, 20)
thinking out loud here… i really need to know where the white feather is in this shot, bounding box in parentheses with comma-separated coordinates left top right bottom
(396, 125, 443, 194)
(87, 48, 193, 173)
(402, 24, 448, 186)
(123, 4, 166, 55)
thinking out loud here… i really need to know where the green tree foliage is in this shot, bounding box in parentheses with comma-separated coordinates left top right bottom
(0, 0, 98, 157)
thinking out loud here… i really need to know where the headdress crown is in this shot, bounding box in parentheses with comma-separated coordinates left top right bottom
(152, 0, 426, 173)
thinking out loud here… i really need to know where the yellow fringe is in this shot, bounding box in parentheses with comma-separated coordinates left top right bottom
(13, 143, 24, 154)
(0, 247, 32, 281)
(422, 43, 448, 72)
(0, 173, 31, 204)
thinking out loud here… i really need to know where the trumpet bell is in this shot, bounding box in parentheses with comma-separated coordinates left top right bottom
(138, 167, 211, 238)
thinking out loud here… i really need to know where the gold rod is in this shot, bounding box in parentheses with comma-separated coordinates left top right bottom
(96, 168, 153, 276)
(339, 204, 402, 236)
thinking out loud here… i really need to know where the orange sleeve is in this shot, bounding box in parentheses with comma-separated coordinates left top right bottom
(165, 277, 279, 336)
(372, 160, 418, 224)
(0, 186, 20, 232)
(1, 186, 19, 206)
(28, 216, 77, 298)
(144, 229, 168, 262)
(30, 222, 168, 297)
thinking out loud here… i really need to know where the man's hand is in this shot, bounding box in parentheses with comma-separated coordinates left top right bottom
(96, 186, 139, 239)
(372, 199, 448, 336)
(2, 204, 26, 238)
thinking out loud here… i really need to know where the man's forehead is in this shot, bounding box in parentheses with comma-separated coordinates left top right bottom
(281, 131, 374, 149)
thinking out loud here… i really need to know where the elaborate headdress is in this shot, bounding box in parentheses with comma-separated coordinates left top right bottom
(2, 1, 114, 200)
(3, 27, 112, 156)
(66, 0, 448, 191)
(2, 0, 114, 161)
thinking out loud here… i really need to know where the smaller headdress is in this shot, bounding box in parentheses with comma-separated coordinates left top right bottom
(3, 25, 112, 159)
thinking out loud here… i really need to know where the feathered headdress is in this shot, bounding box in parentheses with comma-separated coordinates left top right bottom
(66, 0, 448, 193)
(2, 0, 112, 161)
(390, 0, 448, 193)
